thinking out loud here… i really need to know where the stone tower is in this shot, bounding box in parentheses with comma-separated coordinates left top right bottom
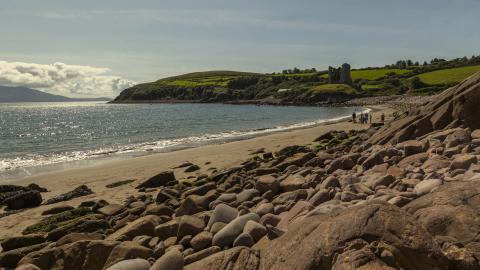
(340, 63, 352, 84)
(328, 63, 352, 85)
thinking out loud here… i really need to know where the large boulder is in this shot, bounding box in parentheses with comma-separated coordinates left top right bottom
(259, 202, 450, 270)
(405, 180, 480, 268)
(3, 190, 42, 210)
(212, 213, 260, 248)
(136, 171, 176, 189)
(107, 215, 161, 241)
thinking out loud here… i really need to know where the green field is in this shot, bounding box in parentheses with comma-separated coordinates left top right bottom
(159, 71, 261, 87)
(310, 84, 358, 95)
(321, 68, 409, 80)
(416, 65, 480, 85)
(351, 69, 410, 80)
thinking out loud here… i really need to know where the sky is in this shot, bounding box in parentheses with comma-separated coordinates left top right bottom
(0, 0, 479, 97)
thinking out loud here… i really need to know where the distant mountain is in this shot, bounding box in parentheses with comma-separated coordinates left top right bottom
(0, 85, 111, 102)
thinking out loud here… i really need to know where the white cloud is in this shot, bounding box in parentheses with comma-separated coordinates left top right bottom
(0, 60, 136, 97)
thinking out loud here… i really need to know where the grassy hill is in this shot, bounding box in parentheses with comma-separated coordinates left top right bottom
(112, 56, 480, 105)
(415, 65, 480, 85)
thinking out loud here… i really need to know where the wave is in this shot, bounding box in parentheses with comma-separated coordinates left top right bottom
(0, 108, 370, 175)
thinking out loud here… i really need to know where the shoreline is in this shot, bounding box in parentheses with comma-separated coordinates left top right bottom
(0, 105, 392, 238)
(0, 105, 369, 181)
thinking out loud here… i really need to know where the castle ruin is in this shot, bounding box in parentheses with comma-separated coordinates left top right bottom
(328, 63, 352, 84)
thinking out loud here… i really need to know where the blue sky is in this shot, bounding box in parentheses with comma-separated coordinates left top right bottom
(0, 0, 479, 97)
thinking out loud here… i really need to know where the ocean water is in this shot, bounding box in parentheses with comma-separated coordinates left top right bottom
(0, 102, 364, 179)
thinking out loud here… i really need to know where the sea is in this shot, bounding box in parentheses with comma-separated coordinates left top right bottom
(0, 102, 364, 180)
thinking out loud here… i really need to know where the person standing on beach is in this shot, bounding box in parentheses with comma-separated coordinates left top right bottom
(381, 113, 385, 123)
(352, 112, 356, 123)
(369, 114, 372, 123)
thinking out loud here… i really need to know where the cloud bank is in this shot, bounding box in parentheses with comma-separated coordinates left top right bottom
(0, 60, 136, 97)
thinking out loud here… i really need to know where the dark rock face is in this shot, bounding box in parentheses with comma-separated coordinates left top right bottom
(136, 171, 177, 189)
(4, 190, 42, 210)
(259, 202, 450, 270)
(368, 72, 480, 145)
(45, 185, 93, 205)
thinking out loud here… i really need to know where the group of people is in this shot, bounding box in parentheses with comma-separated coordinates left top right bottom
(352, 111, 371, 124)
(352, 111, 385, 124)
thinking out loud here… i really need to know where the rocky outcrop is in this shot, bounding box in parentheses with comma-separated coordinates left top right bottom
(368, 72, 480, 145)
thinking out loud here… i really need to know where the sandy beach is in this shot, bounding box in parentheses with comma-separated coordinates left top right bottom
(0, 105, 394, 238)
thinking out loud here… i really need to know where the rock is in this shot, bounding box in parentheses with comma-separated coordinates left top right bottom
(0, 235, 45, 252)
(190, 231, 212, 252)
(4, 190, 42, 210)
(51, 216, 109, 241)
(136, 171, 176, 189)
(450, 154, 477, 170)
(326, 156, 355, 173)
(105, 179, 135, 188)
(397, 140, 424, 156)
(207, 204, 238, 229)
(277, 201, 313, 230)
(155, 220, 179, 241)
(320, 176, 340, 189)
(255, 175, 280, 194)
(183, 182, 216, 198)
(97, 204, 125, 216)
(471, 129, 480, 139)
(107, 215, 161, 241)
(184, 247, 259, 270)
(150, 249, 184, 270)
(103, 241, 153, 269)
(250, 167, 279, 176)
(414, 179, 443, 196)
(275, 152, 316, 171)
(0, 243, 48, 268)
(44, 185, 93, 205)
(105, 258, 150, 270)
(15, 263, 41, 270)
(184, 165, 200, 172)
(212, 213, 260, 248)
(56, 232, 104, 246)
(279, 174, 306, 192)
(405, 179, 480, 246)
(368, 73, 480, 145)
(361, 152, 384, 169)
(254, 202, 274, 216)
(184, 246, 221, 265)
(236, 189, 260, 204)
(23, 207, 94, 235)
(243, 221, 266, 242)
(260, 202, 450, 270)
(308, 189, 330, 206)
(445, 129, 471, 148)
(18, 240, 117, 270)
(368, 174, 395, 189)
(41, 205, 74, 215)
(388, 196, 412, 207)
(175, 195, 211, 216)
(145, 204, 174, 217)
(177, 215, 205, 240)
(210, 222, 227, 235)
(233, 232, 255, 247)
